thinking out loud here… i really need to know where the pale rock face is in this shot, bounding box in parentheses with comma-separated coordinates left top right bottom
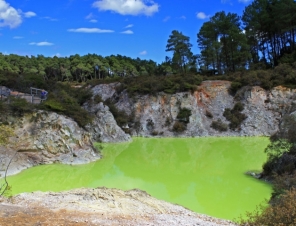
(84, 102, 131, 143)
(91, 81, 296, 137)
(1, 111, 100, 176)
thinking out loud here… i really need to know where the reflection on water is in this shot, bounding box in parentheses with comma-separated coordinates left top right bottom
(7, 137, 272, 220)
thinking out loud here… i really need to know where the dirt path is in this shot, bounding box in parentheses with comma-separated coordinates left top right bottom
(0, 188, 237, 226)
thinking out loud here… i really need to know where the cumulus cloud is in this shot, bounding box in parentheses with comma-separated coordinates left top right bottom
(0, 0, 22, 28)
(139, 50, 147, 55)
(89, 19, 98, 23)
(68, 28, 114, 33)
(29, 42, 54, 46)
(179, 15, 186, 20)
(92, 0, 159, 16)
(238, 0, 250, 2)
(125, 24, 133, 28)
(13, 36, 23, 39)
(196, 12, 209, 19)
(23, 11, 36, 18)
(121, 30, 133, 34)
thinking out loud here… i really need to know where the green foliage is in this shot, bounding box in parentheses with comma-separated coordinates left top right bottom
(9, 97, 34, 116)
(211, 119, 228, 132)
(265, 139, 292, 162)
(223, 102, 247, 130)
(39, 83, 93, 127)
(166, 30, 196, 74)
(176, 107, 192, 123)
(43, 99, 65, 112)
(124, 74, 202, 97)
(93, 94, 103, 104)
(197, 11, 250, 73)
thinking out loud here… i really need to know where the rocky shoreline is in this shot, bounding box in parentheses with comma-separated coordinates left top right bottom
(0, 187, 237, 226)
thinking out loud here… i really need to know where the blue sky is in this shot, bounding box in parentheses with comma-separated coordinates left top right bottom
(0, 0, 251, 63)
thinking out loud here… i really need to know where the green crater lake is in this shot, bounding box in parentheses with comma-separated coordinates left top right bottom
(7, 137, 272, 220)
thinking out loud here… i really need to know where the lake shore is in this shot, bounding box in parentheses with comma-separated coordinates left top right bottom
(0, 187, 236, 226)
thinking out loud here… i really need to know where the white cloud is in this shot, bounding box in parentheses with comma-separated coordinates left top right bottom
(23, 11, 36, 18)
(139, 50, 147, 55)
(29, 42, 54, 46)
(121, 29, 133, 34)
(0, 0, 22, 28)
(13, 36, 23, 39)
(92, 0, 159, 16)
(68, 28, 114, 33)
(85, 13, 94, 19)
(163, 16, 170, 22)
(43, 16, 58, 21)
(179, 15, 186, 20)
(89, 19, 98, 23)
(125, 24, 133, 28)
(196, 12, 209, 19)
(238, 0, 250, 3)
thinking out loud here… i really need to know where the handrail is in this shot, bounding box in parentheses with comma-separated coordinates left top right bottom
(0, 86, 47, 104)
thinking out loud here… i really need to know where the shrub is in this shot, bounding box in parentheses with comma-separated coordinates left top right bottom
(146, 119, 154, 131)
(9, 97, 33, 116)
(211, 119, 228, 132)
(0, 124, 14, 145)
(205, 110, 213, 118)
(165, 117, 171, 127)
(223, 102, 247, 130)
(238, 189, 296, 226)
(151, 130, 159, 136)
(93, 94, 103, 104)
(176, 108, 192, 123)
(172, 121, 186, 133)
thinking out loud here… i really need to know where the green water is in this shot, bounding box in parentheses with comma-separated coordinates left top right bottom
(7, 137, 272, 220)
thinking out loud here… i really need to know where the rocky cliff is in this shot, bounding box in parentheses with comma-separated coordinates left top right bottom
(1, 111, 100, 176)
(91, 81, 296, 137)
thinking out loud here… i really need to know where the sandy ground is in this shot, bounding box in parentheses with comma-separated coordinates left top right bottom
(0, 187, 237, 226)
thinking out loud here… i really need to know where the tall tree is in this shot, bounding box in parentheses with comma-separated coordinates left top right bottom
(166, 30, 196, 74)
(242, 0, 296, 67)
(197, 11, 250, 74)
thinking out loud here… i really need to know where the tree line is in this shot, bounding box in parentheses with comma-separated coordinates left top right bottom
(169, 0, 296, 74)
(0, 0, 296, 86)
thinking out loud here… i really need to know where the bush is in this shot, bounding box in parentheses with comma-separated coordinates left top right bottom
(9, 97, 34, 116)
(165, 117, 171, 126)
(0, 124, 14, 145)
(238, 188, 296, 226)
(172, 121, 186, 133)
(146, 119, 154, 131)
(123, 74, 202, 97)
(211, 119, 228, 132)
(176, 108, 192, 123)
(205, 110, 213, 118)
(38, 83, 93, 127)
(223, 102, 247, 130)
